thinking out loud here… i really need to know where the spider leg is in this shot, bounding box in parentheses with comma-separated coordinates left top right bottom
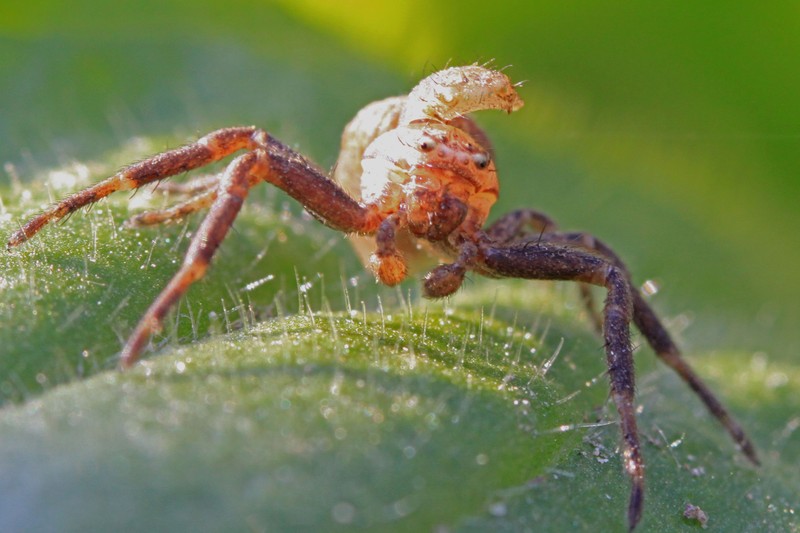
(631, 288, 759, 463)
(478, 240, 644, 530)
(119, 136, 379, 367)
(486, 209, 604, 332)
(125, 188, 218, 227)
(555, 232, 759, 465)
(119, 151, 262, 367)
(485, 208, 557, 244)
(258, 136, 381, 233)
(7, 126, 263, 248)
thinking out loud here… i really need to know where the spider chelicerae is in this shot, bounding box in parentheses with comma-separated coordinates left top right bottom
(7, 64, 757, 530)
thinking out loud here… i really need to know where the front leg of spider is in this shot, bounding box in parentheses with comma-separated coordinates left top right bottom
(7, 127, 263, 247)
(117, 135, 387, 367)
(8, 127, 383, 367)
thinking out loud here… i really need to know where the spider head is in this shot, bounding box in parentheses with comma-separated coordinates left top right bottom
(409, 124, 496, 198)
(360, 122, 498, 243)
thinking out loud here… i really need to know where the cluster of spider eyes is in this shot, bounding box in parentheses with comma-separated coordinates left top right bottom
(417, 137, 491, 169)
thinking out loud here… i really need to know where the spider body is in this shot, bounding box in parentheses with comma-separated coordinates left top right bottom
(332, 67, 515, 285)
(8, 64, 757, 531)
(356, 121, 498, 286)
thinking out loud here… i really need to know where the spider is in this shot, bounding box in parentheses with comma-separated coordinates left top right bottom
(7, 64, 757, 530)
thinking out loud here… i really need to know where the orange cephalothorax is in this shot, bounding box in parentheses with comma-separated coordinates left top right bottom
(360, 123, 497, 219)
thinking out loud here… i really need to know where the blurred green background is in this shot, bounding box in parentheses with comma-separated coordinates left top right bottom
(0, 1, 798, 531)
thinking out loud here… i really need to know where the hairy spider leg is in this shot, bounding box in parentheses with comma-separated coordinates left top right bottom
(485, 208, 604, 332)
(119, 152, 261, 366)
(555, 231, 760, 465)
(482, 210, 759, 459)
(8, 125, 381, 366)
(125, 187, 218, 227)
(6, 126, 265, 248)
(476, 241, 644, 531)
(632, 286, 759, 462)
(119, 135, 381, 367)
(485, 208, 758, 465)
(126, 173, 226, 226)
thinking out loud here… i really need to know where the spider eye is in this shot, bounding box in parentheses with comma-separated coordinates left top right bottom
(473, 153, 490, 169)
(418, 138, 437, 152)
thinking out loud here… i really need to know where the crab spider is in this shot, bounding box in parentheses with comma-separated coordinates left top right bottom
(8, 64, 758, 530)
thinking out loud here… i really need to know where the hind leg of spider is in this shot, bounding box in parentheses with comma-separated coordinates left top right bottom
(7, 126, 265, 248)
(549, 231, 759, 465)
(631, 287, 759, 463)
(127, 166, 270, 227)
(125, 188, 218, 227)
(477, 240, 645, 531)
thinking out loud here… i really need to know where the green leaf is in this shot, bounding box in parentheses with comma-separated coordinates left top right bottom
(0, 310, 575, 532)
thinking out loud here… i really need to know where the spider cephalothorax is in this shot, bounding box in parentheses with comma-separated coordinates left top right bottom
(7, 64, 757, 530)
